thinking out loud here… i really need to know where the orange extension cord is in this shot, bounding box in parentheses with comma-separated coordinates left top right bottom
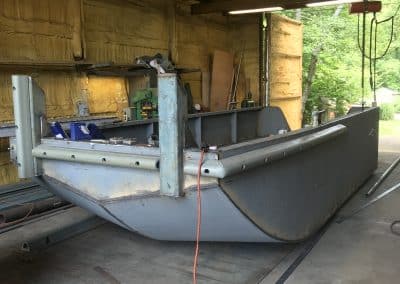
(193, 149, 205, 284)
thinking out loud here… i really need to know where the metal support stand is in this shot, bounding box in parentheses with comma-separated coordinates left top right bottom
(158, 73, 186, 197)
(12, 75, 45, 178)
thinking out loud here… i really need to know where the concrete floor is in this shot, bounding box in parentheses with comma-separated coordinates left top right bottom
(0, 139, 399, 284)
(0, 208, 295, 284)
(285, 149, 400, 283)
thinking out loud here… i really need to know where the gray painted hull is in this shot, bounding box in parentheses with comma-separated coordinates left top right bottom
(36, 108, 379, 242)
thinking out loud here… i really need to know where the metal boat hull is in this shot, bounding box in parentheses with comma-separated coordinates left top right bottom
(34, 107, 378, 242)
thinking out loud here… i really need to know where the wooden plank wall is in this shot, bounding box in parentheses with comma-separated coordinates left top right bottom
(0, 0, 83, 123)
(84, 0, 169, 63)
(0, 0, 261, 185)
(175, 4, 232, 106)
(0, 0, 260, 124)
(269, 14, 303, 130)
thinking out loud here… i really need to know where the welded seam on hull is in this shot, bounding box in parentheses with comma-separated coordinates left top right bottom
(39, 175, 141, 234)
(100, 183, 219, 205)
(217, 183, 286, 242)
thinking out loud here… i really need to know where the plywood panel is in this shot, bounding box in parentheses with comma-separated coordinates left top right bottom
(269, 14, 303, 130)
(210, 50, 234, 112)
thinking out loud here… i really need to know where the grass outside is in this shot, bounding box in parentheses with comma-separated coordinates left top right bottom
(380, 119, 400, 137)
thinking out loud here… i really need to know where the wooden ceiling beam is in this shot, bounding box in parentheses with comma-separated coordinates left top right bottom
(191, 0, 342, 14)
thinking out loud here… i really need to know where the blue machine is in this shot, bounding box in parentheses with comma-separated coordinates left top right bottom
(50, 122, 68, 139)
(70, 123, 92, 141)
(87, 123, 105, 139)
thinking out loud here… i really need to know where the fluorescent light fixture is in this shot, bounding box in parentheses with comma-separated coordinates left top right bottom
(306, 0, 363, 7)
(229, 7, 283, 15)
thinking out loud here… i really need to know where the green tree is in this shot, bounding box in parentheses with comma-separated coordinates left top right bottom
(282, 0, 400, 124)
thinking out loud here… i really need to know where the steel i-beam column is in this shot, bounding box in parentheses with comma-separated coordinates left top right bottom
(12, 75, 45, 179)
(158, 73, 185, 197)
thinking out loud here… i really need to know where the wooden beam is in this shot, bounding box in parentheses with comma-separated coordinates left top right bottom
(192, 0, 344, 14)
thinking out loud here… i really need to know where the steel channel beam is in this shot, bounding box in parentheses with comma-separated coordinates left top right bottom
(158, 73, 185, 197)
(32, 145, 160, 170)
(32, 124, 346, 179)
(185, 124, 347, 178)
(12, 75, 35, 178)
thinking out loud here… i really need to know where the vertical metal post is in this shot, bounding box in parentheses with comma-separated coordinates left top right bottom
(12, 75, 45, 178)
(158, 73, 185, 197)
(12, 76, 34, 178)
(259, 12, 267, 107)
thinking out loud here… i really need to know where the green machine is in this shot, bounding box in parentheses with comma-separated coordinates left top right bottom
(129, 88, 158, 120)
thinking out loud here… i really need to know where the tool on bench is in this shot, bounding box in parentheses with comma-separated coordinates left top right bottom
(50, 122, 104, 141)
(50, 122, 68, 139)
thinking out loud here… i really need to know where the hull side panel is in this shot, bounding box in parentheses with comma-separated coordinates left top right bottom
(219, 108, 379, 242)
(104, 187, 277, 242)
(42, 175, 277, 242)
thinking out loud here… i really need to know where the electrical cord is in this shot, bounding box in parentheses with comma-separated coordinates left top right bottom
(193, 149, 205, 284)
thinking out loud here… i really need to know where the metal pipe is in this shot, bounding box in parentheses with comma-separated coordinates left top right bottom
(32, 145, 160, 170)
(0, 197, 67, 226)
(185, 124, 347, 178)
(365, 155, 400, 197)
(338, 181, 400, 223)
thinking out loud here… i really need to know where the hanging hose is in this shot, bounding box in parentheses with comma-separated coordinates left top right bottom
(357, 3, 400, 105)
(361, 11, 366, 109)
